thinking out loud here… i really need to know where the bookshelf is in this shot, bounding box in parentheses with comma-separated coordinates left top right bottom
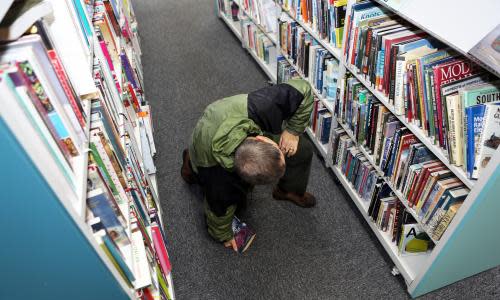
(218, 0, 278, 83)
(1, 1, 174, 299)
(219, 0, 500, 297)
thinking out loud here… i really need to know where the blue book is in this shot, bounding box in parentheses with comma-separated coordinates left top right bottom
(329, 8, 336, 45)
(316, 49, 326, 90)
(87, 189, 130, 248)
(130, 189, 150, 226)
(466, 104, 486, 178)
(320, 114, 332, 144)
(413, 145, 434, 164)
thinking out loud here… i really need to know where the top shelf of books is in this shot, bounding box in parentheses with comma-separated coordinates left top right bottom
(373, 0, 500, 75)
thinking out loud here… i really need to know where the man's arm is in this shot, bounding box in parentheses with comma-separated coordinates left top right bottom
(282, 79, 314, 135)
(247, 79, 313, 135)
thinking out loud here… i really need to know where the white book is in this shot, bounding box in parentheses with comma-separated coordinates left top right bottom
(473, 103, 500, 178)
(394, 46, 436, 115)
(131, 226, 153, 289)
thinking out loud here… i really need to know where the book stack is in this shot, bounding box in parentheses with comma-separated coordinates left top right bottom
(240, 0, 279, 37)
(278, 0, 348, 48)
(343, 1, 500, 181)
(279, 16, 340, 101)
(241, 18, 277, 66)
(334, 71, 472, 242)
(332, 128, 433, 254)
(311, 98, 332, 145)
(277, 56, 299, 83)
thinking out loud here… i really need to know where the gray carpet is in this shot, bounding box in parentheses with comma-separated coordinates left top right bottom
(134, 1, 500, 299)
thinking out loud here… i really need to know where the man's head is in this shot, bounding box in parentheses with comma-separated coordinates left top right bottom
(234, 136, 286, 185)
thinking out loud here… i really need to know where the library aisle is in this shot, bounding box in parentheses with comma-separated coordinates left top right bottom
(134, 0, 499, 299)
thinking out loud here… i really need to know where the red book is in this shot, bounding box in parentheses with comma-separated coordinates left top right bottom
(406, 65, 415, 122)
(350, 26, 360, 66)
(47, 50, 86, 128)
(432, 59, 480, 147)
(407, 160, 439, 205)
(99, 40, 122, 94)
(151, 224, 172, 275)
(312, 100, 319, 132)
(410, 164, 445, 207)
(381, 32, 425, 93)
(128, 83, 141, 113)
(391, 133, 418, 182)
(141, 287, 154, 300)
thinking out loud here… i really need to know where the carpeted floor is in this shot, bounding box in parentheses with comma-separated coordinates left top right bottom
(134, 1, 500, 299)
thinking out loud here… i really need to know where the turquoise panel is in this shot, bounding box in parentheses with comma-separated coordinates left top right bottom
(0, 118, 129, 300)
(411, 163, 500, 297)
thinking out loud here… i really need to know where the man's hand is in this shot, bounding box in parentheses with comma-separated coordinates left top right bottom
(224, 238, 238, 252)
(280, 130, 299, 157)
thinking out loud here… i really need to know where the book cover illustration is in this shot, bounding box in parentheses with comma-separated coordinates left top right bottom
(474, 103, 500, 178)
(398, 223, 431, 255)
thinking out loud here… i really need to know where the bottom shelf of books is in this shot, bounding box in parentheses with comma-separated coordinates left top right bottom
(329, 161, 428, 284)
(86, 97, 174, 299)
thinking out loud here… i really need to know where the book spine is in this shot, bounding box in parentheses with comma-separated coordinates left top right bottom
(47, 50, 86, 129)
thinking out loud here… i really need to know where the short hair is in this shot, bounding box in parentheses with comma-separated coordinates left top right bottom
(234, 138, 285, 185)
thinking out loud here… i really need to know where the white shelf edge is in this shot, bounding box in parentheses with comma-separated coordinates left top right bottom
(219, 13, 242, 40)
(246, 46, 277, 83)
(306, 127, 328, 159)
(75, 99, 92, 218)
(330, 164, 429, 284)
(279, 5, 342, 60)
(343, 63, 475, 189)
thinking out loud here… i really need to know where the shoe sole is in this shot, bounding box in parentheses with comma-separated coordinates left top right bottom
(240, 233, 256, 253)
(272, 192, 315, 208)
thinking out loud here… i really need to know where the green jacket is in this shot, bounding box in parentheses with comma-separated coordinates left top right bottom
(189, 79, 313, 172)
(189, 79, 314, 243)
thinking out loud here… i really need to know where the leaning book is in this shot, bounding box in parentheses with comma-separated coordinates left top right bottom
(473, 103, 500, 178)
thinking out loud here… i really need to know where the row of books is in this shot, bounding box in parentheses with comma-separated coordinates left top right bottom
(333, 75, 471, 241)
(311, 99, 333, 144)
(343, 1, 500, 179)
(82, 1, 169, 299)
(0, 29, 87, 190)
(332, 129, 434, 254)
(86, 95, 172, 299)
(277, 56, 299, 83)
(279, 16, 340, 101)
(240, 0, 279, 36)
(279, 0, 348, 48)
(241, 18, 278, 66)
